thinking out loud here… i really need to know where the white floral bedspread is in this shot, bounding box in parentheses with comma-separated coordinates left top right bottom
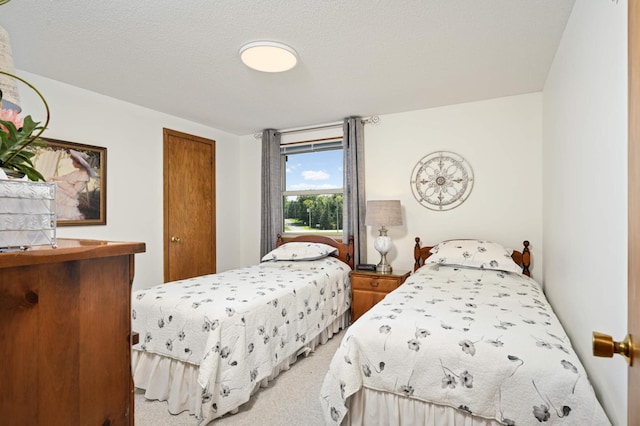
(320, 264, 610, 425)
(132, 257, 350, 420)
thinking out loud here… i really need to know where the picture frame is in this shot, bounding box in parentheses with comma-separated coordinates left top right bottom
(32, 138, 106, 226)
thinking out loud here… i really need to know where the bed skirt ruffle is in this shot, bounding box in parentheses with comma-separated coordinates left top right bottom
(133, 312, 348, 424)
(346, 388, 503, 426)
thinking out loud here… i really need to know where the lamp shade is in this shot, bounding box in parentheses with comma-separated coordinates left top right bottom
(0, 25, 20, 112)
(365, 200, 403, 227)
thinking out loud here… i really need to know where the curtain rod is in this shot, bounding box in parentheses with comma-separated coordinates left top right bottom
(253, 115, 380, 139)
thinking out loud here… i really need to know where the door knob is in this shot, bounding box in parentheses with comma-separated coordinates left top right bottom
(592, 331, 634, 366)
(170, 236, 181, 243)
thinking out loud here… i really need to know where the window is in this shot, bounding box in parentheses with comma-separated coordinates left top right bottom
(281, 138, 343, 235)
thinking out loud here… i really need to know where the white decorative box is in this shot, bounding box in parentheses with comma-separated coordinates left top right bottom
(0, 179, 57, 250)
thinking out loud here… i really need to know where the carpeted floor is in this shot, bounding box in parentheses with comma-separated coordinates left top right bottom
(134, 328, 345, 426)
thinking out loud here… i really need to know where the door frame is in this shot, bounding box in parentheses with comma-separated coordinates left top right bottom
(629, 1, 639, 423)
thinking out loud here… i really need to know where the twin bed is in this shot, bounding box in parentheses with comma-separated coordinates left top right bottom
(132, 235, 609, 425)
(131, 234, 354, 424)
(320, 238, 610, 425)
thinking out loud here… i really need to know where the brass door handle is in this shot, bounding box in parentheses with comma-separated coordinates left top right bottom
(592, 331, 634, 365)
(170, 236, 181, 243)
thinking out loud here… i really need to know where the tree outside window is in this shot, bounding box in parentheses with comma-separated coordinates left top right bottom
(281, 139, 343, 235)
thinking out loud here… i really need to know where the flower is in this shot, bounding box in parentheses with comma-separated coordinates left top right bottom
(459, 339, 476, 356)
(460, 370, 474, 388)
(533, 404, 551, 422)
(441, 373, 457, 388)
(0, 108, 23, 131)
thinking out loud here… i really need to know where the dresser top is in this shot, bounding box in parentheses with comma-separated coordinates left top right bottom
(0, 238, 146, 268)
(350, 269, 411, 279)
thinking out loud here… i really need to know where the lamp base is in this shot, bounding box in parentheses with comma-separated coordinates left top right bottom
(376, 262, 392, 273)
(374, 232, 393, 273)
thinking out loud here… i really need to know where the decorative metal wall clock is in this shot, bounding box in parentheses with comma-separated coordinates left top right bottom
(410, 151, 474, 211)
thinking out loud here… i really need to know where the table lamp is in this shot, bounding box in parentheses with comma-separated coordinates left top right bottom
(365, 200, 403, 273)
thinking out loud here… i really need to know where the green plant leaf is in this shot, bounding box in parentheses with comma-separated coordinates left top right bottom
(0, 114, 47, 181)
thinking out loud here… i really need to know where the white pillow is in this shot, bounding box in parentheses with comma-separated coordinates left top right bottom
(261, 242, 338, 262)
(427, 239, 522, 274)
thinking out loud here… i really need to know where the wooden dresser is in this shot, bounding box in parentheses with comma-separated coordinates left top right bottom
(350, 269, 410, 322)
(0, 239, 145, 426)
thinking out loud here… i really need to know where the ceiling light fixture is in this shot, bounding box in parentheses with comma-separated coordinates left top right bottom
(239, 41, 298, 73)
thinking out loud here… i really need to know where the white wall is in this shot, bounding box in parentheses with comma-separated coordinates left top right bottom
(239, 94, 544, 279)
(543, 1, 627, 425)
(238, 132, 262, 265)
(17, 71, 245, 291)
(364, 94, 543, 280)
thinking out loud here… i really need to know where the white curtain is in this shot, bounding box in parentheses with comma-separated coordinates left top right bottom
(260, 129, 282, 257)
(343, 117, 367, 266)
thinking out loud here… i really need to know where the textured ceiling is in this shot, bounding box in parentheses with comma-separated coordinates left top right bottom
(0, 0, 575, 136)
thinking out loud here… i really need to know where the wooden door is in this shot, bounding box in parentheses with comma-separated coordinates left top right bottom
(164, 129, 216, 282)
(629, 2, 640, 423)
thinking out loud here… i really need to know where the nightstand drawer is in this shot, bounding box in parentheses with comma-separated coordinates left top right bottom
(350, 270, 410, 323)
(351, 275, 400, 292)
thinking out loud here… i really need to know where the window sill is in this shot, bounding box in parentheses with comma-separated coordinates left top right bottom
(280, 231, 342, 243)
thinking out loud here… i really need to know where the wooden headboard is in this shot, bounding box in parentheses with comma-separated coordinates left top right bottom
(276, 234, 355, 269)
(413, 237, 531, 277)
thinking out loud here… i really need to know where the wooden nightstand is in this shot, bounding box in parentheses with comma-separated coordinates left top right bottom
(350, 269, 411, 322)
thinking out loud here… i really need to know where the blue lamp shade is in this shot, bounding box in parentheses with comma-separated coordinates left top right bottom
(0, 25, 21, 112)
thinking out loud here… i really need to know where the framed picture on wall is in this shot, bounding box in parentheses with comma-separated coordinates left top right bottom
(32, 138, 106, 226)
